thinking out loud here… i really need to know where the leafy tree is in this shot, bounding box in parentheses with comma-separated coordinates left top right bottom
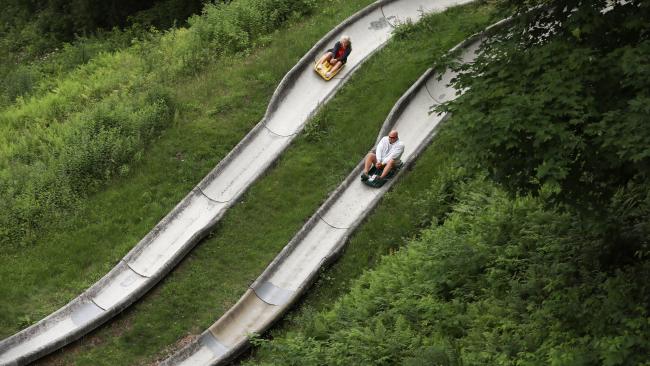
(441, 0, 649, 202)
(0, 0, 206, 41)
(438, 0, 650, 262)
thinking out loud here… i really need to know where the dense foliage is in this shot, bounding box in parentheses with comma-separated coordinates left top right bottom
(251, 178, 650, 365)
(0, 0, 203, 43)
(443, 0, 650, 238)
(0, 0, 317, 250)
(0, 0, 207, 106)
(248, 1, 650, 365)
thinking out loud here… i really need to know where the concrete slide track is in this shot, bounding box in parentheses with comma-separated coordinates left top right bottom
(161, 18, 512, 366)
(0, 1, 471, 365)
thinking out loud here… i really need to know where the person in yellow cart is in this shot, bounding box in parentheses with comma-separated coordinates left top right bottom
(316, 35, 352, 79)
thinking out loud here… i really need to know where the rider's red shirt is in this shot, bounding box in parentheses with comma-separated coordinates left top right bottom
(335, 45, 347, 60)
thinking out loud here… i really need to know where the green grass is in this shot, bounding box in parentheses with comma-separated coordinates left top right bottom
(0, 2, 496, 365)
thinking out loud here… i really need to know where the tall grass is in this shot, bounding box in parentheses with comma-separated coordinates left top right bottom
(0, 0, 318, 251)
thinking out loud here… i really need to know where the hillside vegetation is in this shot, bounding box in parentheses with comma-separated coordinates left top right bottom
(0, 0, 205, 104)
(2, 0, 374, 342)
(0, 0, 318, 251)
(248, 0, 650, 364)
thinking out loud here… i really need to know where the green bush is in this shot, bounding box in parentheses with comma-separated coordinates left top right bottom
(185, 0, 316, 68)
(440, 1, 650, 212)
(2, 65, 42, 102)
(0, 86, 173, 249)
(59, 89, 172, 191)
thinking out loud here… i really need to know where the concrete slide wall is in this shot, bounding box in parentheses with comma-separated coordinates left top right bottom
(160, 18, 513, 366)
(0, 1, 471, 365)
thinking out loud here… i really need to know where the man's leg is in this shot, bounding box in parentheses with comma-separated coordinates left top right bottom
(364, 153, 377, 174)
(379, 159, 396, 179)
(330, 60, 343, 73)
(327, 60, 343, 77)
(317, 52, 333, 69)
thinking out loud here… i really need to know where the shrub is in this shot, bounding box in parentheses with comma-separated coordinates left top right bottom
(2, 65, 42, 102)
(184, 0, 317, 69)
(0, 86, 173, 250)
(440, 1, 650, 212)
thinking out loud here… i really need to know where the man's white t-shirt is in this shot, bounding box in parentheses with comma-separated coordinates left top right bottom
(376, 136, 404, 164)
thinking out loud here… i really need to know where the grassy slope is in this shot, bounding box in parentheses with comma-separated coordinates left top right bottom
(1, 2, 494, 366)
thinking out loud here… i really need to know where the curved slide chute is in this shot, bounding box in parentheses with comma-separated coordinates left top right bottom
(0, 1, 470, 365)
(161, 18, 512, 366)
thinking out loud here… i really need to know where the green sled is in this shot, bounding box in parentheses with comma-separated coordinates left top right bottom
(361, 162, 402, 188)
